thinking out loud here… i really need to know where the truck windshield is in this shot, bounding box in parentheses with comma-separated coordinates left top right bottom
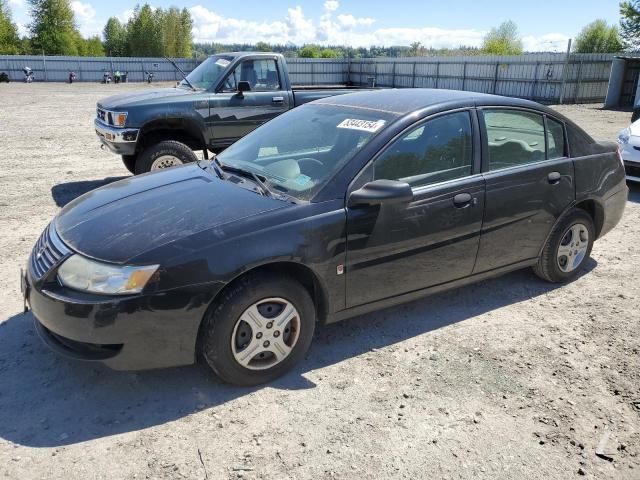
(216, 104, 396, 201)
(180, 55, 234, 90)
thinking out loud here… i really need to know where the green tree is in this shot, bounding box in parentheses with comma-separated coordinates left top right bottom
(28, 0, 80, 55)
(254, 41, 271, 52)
(320, 48, 338, 58)
(482, 20, 523, 55)
(574, 20, 622, 53)
(620, 1, 640, 50)
(127, 4, 163, 56)
(0, 0, 20, 54)
(85, 35, 104, 56)
(299, 44, 321, 58)
(408, 41, 424, 56)
(103, 17, 127, 56)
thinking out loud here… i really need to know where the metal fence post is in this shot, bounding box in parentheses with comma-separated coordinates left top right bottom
(531, 62, 540, 100)
(311, 61, 314, 85)
(492, 62, 499, 94)
(42, 51, 47, 81)
(574, 60, 584, 103)
(462, 61, 467, 91)
(435, 62, 440, 89)
(391, 61, 396, 88)
(412, 62, 416, 88)
(559, 38, 572, 104)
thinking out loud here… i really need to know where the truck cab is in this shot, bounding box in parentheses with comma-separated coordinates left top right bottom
(95, 52, 363, 174)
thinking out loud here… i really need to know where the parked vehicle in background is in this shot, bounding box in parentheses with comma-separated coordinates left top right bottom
(26, 89, 627, 385)
(95, 52, 373, 174)
(617, 120, 640, 182)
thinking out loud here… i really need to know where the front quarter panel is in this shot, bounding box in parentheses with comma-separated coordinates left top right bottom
(136, 199, 348, 315)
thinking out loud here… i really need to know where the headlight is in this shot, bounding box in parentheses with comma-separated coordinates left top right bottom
(111, 111, 128, 127)
(618, 127, 630, 145)
(57, 255, 158, 295)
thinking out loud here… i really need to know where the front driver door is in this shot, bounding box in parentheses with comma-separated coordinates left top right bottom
(345, 110, 486, 308)
(209, 57, 290, 149)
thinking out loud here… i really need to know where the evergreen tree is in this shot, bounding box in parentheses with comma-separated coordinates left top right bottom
(620, 1, 640, 50)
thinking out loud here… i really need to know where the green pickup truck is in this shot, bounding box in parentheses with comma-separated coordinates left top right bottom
(95, 52, 369, 174)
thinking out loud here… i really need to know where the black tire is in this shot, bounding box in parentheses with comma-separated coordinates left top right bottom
(632, 109, 640, 123)
(533, 208, 595, 283)
(134, 140, 198, 175)
(200, 273, 316, 386)
(121, 154, 137, 174)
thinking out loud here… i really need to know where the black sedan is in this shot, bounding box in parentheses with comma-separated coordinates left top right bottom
(23, 89, 628, 386)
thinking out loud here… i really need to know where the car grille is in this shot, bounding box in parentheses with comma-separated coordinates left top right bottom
(30, 223, 71, 280)
(625, 162, 640, 179)
(96, 108, 112, 125)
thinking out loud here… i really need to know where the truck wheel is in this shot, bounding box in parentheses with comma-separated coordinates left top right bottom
(200, 273, 316, 386)
(533, 209, 595, 283)
(135, 140, 198, 174)
(121, 155, 137, 174)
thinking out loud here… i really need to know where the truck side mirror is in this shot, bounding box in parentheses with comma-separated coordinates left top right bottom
(237, 81, 251, 97)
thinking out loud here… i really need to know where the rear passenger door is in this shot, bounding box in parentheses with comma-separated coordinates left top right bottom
(209, 57, 290, 148)
(473, 108, 574, 273)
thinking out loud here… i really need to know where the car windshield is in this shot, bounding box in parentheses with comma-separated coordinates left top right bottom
(216, 104, 395, 201)
(180, 55, 234, 90)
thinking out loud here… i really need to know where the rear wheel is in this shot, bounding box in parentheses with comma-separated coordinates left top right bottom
(135, 140, 198, 174)
(533, 209, 595, 283)
(200, 273, 316, 386)
(121, 154, 137, 174)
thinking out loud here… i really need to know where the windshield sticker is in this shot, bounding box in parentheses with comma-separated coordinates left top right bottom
(337, 118, 386, 133)
(295, 174, 312, 186)
(215, 58, 230, 67)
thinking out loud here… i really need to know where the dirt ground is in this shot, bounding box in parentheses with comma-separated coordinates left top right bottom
(0, 83, 638, 480)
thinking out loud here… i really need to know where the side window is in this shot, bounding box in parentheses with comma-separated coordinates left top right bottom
(374, 111, 473, 188)
(546, 117, 566, 159)
(483, 110, 546, 170)
(223, 59, 280, 92)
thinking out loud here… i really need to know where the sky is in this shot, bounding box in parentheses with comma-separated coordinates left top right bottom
(6, 0, 622, 52)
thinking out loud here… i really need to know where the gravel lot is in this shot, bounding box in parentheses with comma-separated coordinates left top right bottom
(0, 83, 639, 480)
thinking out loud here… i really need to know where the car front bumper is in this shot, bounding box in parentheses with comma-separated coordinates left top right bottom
(24, 267, 219, 370)
(94, 118, 139, 156)
(619, 141, 640, 182)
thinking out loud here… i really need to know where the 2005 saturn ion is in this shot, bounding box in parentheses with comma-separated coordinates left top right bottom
(23, 89, 627, 386)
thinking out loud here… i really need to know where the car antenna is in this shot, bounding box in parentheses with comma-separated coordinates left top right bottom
(165, 56, 196, 91)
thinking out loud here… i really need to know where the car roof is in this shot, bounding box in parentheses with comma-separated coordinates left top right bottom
(314, 88, 550, 117)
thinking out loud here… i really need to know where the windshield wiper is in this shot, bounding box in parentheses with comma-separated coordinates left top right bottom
(209, 156, 225, 179)
(215, 159, 276, 198)
(165, 56, 196, 91)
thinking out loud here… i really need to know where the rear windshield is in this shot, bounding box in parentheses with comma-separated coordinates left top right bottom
(217, 104, 395, 201)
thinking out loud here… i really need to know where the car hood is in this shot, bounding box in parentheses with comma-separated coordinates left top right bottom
(98, 87, 193, 110)
(55, 164, 288, 264)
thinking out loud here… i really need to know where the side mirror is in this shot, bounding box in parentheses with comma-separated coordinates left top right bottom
(348, 179, 413, 207)
(237, 81, 251, 96)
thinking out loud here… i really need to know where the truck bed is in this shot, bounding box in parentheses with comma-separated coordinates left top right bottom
(292, 86, 374, 107)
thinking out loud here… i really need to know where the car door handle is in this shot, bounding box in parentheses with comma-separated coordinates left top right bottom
(272, 96, 285, 104)
(547, 171, 561, 184)
(453, 193, 475, 208)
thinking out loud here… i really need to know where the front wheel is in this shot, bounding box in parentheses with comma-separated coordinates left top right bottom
(200, 274, 316, 386)
(533, 209, 595, 283)
(135, 140, 198, 174)
(121, 154, 137, 174)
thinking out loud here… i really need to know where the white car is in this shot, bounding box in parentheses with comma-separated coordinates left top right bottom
(617, 121, 640, 182)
